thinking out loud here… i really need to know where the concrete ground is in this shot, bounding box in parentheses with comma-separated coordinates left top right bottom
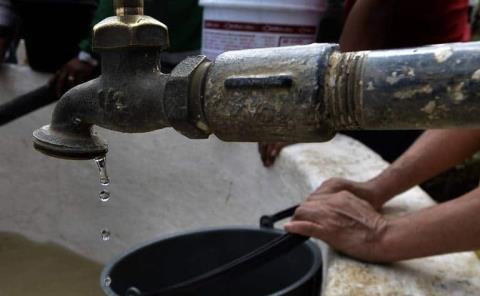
(0, 232, 103, 296)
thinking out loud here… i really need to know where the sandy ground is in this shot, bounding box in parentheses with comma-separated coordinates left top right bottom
(0, 232, 103, 296)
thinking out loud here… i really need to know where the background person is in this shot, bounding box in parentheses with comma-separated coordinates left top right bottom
(0, 0, 99, 97)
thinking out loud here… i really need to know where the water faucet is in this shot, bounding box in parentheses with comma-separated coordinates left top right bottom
(33, 0, 480, 160)
(33, 0, 175, 159)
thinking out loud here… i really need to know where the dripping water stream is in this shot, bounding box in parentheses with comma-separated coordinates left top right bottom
(95, 156, 110, 186)
(95, 156, 111, 242)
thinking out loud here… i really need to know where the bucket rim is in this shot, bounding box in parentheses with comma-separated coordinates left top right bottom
(199, 0, 327, 13)
(101, 226, 322, 296)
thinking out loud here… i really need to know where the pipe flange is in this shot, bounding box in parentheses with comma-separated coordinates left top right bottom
(164, 56, 212, 139)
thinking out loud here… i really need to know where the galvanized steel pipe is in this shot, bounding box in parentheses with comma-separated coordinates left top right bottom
(202, 42, 480, 143)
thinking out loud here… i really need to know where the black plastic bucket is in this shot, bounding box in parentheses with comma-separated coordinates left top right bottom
(101, 227, 322, 296)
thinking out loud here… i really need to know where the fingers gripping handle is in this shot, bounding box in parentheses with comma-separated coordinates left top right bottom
(260, 205, 300, 229)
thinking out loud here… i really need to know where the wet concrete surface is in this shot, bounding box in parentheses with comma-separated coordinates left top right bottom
(0, 232, 103, 296)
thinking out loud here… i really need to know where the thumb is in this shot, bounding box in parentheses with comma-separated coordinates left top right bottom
(285, 221, 317, 238)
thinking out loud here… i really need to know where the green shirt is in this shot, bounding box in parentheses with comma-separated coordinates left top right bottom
(79, 0, 203, 54)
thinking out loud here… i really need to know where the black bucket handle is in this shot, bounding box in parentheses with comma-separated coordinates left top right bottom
(260, 205, 299, 229)
(125, 205, 306, 296)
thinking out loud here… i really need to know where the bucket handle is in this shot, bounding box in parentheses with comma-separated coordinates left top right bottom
(259, 204, 299, 229)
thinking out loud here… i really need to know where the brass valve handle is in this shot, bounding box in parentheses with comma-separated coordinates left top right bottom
(114, 0, 144, 16)
(93, 0, 169, 50)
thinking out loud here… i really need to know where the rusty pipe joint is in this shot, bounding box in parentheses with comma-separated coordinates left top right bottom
(202, 44, 338, 142)
(163, 56, 212, 139)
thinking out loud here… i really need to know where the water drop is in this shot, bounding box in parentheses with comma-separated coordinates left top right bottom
(95, 156, 110, 186)
(104, 276, 112, 287)
(101, 229, 111, 241)
(99, 190, 111, 202)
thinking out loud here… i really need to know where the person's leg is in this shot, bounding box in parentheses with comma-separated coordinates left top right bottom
(12, 2, 95, 73)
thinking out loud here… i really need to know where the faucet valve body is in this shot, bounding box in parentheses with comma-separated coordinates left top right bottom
(33, 0, 172, 159)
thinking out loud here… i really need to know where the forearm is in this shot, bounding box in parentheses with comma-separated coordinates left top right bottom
(367, 129, 480, 206)
(381, 187, 480, 261)
(340, 0, 396, 51)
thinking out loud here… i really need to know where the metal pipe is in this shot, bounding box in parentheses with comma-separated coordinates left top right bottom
(202, 42, 480, 143)
(202, 44, 336, 143)
(330, 42, 480, 130)
(31, 4, 480, 160)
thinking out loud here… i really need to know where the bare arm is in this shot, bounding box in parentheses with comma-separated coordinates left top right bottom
(381, 187, 480, 261)
(316, 130, 480, 209)
(288, 129, 480, 261)
(366, 129, 480, 207)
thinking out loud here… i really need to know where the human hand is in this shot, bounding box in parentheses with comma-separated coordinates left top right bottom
(50, 58, 96, 97)
(258, 142, 291, 167)
(285, 191, 390, 263)
(310, 178, 389, 210)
